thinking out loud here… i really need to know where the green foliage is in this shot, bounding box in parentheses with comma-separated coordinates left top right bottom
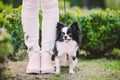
(0, 6, 24, 53)
(79, 9, 120, 55)
(58, 0, 70, 10)
(0, 5, 25, 60)
(0, 1, 12, 12)
(112, 48, 120, 56)
(0, 27, 12, 79)
(59, 9, 77, 25)
(0, 1, 4, 12)
(105, 0, 120, 10)
(0, 28, 12, 59)
(0, 0, 22, 8)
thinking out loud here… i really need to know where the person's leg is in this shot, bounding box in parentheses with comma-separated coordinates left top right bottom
(41, 0, 59, 73)
(22, 0, 40, 73)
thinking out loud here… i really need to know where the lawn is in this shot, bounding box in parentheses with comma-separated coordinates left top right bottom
(6, 58, 120, 80)
(77, 58, 120, 80)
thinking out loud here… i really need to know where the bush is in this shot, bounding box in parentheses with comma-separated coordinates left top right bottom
(0, 6, 25, 52)
(105, 0, 120, 10)
(1, 6, 120, 58)
(0, 6, 25, 60)
(0, 28, 12, 79)
(0, 1, 12, 13)
(79, 9, 120, 56)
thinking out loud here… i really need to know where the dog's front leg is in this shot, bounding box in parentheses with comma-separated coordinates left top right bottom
(69, 57, 78, 74)
(55, 56, 60, 74)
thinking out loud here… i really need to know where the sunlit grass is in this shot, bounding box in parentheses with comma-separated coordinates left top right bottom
(78, 58, 120, 80)
(48, 58, 120, 80)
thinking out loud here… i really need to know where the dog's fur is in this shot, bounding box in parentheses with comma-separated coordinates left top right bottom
(54, 22, 82, 74)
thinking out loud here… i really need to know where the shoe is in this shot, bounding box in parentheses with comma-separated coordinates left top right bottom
(41, 51, 54, 73)
(26, 51, 41, 74)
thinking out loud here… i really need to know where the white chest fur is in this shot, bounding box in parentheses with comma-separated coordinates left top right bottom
(56, 40, 78, 57)
(55, 40, 78, 73)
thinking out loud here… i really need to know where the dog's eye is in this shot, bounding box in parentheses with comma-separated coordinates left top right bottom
(62, 32, 65, 35)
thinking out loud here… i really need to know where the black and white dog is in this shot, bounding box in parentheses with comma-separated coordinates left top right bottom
(54, 22, 82, 74)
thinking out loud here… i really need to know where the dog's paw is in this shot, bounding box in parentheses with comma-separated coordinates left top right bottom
(55, 71, 60, 74)
(69, 71, 75, 74)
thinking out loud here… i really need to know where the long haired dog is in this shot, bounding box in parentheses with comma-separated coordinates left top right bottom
(54, 22, 82, 74)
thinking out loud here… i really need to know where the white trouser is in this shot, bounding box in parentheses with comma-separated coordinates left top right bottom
(22, 0, 59, 55)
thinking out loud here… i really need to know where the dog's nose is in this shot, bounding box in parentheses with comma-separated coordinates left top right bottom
(64, 36, 67, 39)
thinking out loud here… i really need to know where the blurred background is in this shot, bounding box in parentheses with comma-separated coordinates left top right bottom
(0, 0, 120, 9)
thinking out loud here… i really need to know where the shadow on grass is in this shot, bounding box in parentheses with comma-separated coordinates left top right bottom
(78, 53, 120, 60)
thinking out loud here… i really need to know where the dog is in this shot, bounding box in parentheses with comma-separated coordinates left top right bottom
(54, 22, 82, 74)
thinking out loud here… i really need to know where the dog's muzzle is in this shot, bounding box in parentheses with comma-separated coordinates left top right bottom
(64, 39, 71, 43)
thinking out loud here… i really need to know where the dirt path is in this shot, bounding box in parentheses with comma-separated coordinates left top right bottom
(8, 60, 82, 80)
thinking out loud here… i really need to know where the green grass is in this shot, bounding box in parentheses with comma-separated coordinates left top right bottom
(7, 58, 120, 80)
(48, 58, 120, 80)
(77, 58, 120, 80)
(50, 58, 120, 80)
(49, 78, 63, 80)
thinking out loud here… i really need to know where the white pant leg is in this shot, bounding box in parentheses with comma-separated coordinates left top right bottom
(41, 0, 59, 54)
(22, 0, 40, 52)
(22, 0, 41, 73)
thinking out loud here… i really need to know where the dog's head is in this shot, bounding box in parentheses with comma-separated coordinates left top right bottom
(56, 22, 82, 44)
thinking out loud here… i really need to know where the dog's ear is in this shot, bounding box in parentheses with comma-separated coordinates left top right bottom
(56, 22, 65, 41)
(70, 22, 80, 31)
(71, 22, 82, 45)
(56, 22, 65, 30)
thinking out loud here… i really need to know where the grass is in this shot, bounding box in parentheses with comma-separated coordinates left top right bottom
(77, 58, 120, 80)
(42, 58, 120, 80)
(49, 78, 64, 80)
(7, 58, 120, 80)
